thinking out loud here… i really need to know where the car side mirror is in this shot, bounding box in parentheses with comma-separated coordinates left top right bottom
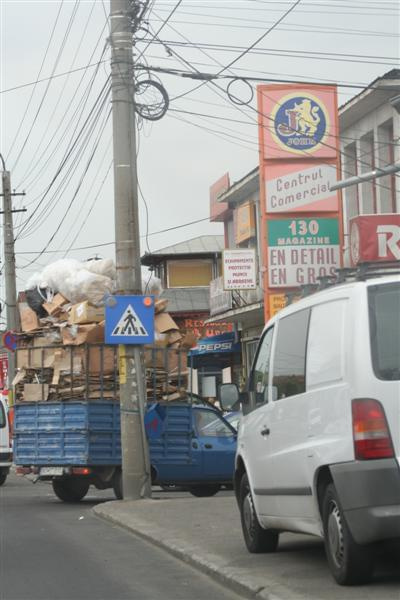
(218, 383, 240, 411)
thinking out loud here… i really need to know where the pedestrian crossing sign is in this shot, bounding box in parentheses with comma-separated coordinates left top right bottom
(105, 295, 154, 344)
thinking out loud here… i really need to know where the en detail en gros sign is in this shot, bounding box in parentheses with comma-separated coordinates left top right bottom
(223, 249, 257, 290)
(268, 218, 340, 287)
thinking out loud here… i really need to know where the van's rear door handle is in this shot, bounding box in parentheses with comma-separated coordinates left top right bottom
(260, 427, 270, 436)
(204, 443, 213, 449)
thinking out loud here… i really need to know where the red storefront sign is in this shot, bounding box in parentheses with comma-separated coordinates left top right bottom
(174, 314, 233, 338)
(0, 356, 8, 390)
(350, 214, 400, 265)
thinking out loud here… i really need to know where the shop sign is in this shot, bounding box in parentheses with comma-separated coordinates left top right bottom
(223, 249, 257, 290)
(210, 277, 232, 316)
(269, 294, 287, 317)
(267, 218, 340, 287)
(265, 162, 338, 214)
(350, 214, 400, 265)
(174, 314, 233, 338)
(210, 172, 230, 222)
(235, 203, 256, 243)
(259, 85, 338, 160)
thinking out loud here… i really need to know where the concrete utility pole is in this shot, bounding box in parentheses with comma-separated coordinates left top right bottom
(110, 0, 151, 500)
(1, 156, 19, 385)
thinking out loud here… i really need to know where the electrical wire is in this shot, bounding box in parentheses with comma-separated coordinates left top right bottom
(16, 0, 101, 189)
(10, 0, 81, 171)
(15, 75, 111, 240)
(20, 107, 112, 267)
(5, 0, 64, 162)
(16, 216, 213, 256)
(135, 0, 183, 61)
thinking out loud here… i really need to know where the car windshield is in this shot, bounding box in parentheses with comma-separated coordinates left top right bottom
(368, 282, 400, 381)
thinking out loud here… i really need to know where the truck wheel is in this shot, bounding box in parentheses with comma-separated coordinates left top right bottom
(322, 483, 374, 585)
(239, 473, 279, 553)
(113, 470, 123, 500)
(52, 478, 90, 503)
(0, 470, 7, 486)
(188, 484, 220, 497)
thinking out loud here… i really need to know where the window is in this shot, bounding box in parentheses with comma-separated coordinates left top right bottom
(194, 409, 234, 437)
(377, 120, 396, 213)
(360, 133, 376, 214)
(272, 309, 310, 400)
(167, 260, 213, 287)
(249, 327, 274, 406)
(307, 301, 345, 388)
(0, 403, 5, 428)
(368, 282, 400, 381)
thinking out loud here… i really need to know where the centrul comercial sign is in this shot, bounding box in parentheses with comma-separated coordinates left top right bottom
(257, 83, 343, 319)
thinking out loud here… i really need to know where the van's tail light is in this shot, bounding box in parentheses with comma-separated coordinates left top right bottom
(352, 399, 394, 460)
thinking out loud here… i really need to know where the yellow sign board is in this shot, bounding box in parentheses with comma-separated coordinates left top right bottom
(118, 345, 127, 384)
(269, 294, 287, 317)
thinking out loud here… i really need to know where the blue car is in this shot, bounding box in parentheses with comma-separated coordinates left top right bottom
(145, 403, 237, 497)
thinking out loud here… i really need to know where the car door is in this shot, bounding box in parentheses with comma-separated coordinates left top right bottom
(240, 326, 277, 517)
(194, 408, 236, 480)
(267, 308, 314, 519)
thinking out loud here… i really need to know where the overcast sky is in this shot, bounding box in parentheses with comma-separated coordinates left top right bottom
(0, 0, 398, 301)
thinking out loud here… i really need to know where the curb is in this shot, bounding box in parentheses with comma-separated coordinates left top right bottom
(93, 502, 288, 600)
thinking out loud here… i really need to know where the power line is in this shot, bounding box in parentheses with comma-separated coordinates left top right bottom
(15, 0, 102, 189)
(10, 0, 81, 171)
(5, 1, 64, 161)
(136, 0, 183, 61)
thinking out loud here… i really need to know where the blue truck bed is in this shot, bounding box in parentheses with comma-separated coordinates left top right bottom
(14, 401, 121, 466)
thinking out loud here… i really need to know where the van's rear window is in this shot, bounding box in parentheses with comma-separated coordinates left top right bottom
(368, 282, 400, 381)
(0, 403, 5, 428)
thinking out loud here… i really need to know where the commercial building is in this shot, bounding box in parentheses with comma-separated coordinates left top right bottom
(208, 69, 400, 380)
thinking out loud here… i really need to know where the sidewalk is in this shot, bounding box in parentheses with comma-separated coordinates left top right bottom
(93, 492, 398, 600)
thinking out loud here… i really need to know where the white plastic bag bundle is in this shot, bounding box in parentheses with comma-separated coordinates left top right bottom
(64, 270, 114, 305)
(25, 258, 116, 306)
(84, 258, 116, 280)
(39, 259, 83, 293)
(142, 275, 163, 297)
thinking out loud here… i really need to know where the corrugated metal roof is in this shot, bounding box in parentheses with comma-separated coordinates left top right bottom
(151, 235, 224, 256)
(162, 288, 210, 313)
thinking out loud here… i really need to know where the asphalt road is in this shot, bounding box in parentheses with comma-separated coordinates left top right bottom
(0, 475, 244, 600)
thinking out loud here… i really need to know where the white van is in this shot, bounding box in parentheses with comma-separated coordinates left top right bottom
(0, 396, 12, 486)
(223, 271, 400, 586)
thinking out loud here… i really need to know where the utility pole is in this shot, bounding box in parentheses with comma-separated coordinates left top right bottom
(0, 155, 20, 387)
(109, 0, 151, 500)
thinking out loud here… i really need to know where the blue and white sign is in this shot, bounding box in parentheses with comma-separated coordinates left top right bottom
(189, 333, 241, 357)
(105, 295, 154, 345)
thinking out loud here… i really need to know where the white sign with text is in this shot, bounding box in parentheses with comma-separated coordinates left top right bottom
(223, 249, 257, 290)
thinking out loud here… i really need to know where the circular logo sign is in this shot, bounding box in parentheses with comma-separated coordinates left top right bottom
(271, 93, 329, 155)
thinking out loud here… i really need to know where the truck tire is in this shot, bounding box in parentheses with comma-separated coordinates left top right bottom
(113, 470, 123, 500)
(322, 483, 374, 585)
(188, 484, 220, 497)
(52, 478, 90, 503)
(239, 472, 279, 553)
(0, 469, 8, 486)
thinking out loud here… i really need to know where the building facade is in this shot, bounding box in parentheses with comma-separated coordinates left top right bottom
(208, 70, 400, 381)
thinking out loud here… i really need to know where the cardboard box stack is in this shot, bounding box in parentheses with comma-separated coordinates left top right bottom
(14, 292, 198, 404)
(14, 294, 116, 402)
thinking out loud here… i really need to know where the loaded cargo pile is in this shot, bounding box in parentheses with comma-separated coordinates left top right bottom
(13, 259, 198, 403)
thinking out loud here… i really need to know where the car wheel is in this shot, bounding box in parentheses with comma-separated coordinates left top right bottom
(0, 470, 7, 486)
(322, 482, 374, 585)
(52, 478, 90, 503)
(239, 472, 279, 553)
(188, 484, 220, 497)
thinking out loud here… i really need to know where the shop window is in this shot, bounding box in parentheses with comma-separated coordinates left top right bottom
(167, 260, 213, 287)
